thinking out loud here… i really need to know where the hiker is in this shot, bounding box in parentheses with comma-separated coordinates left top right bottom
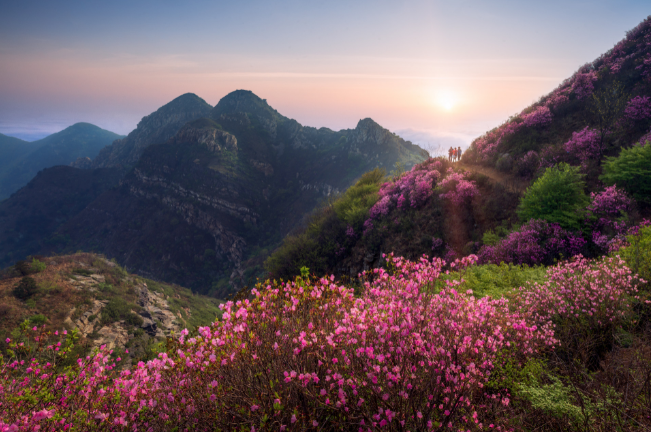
(457, 146, 462, 162)
(452, 148, 457, 162)
(448, 147, 453, 162)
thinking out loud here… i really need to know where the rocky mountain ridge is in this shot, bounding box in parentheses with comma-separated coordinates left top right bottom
(0, 90, 428, 297)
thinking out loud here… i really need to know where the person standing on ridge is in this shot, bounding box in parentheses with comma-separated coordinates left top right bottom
(457, 146, 462, 162)
(448, 147, 453, 162)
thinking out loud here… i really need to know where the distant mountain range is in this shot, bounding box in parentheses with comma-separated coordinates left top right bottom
(0, 90, 428, 296)
(0, 123, 124, 200)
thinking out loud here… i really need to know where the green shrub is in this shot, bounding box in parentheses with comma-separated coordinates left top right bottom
(517, 163, 589, 230)
(30, 258, 46, 273)
(97, 282, 114, 293)
(616, 225, 651, 283)
(100, 298, 139, 325)
(601, 142, 651, 204)
(28, 314, 48, 326)
(12, 276, 39, 301)
(481, 230, 501, 246)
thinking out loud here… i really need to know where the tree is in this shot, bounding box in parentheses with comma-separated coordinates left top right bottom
(588, 80, 629, 160)
(601, 142, 651, 204)
(517, 163, 589, 231)
(12, 276, 39, 301)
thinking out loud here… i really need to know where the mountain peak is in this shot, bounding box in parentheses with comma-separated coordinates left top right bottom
(355, 118, 382, 130)
(212, 90, 285, 122)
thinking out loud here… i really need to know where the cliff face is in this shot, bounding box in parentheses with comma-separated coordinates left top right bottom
(1, 90, 428, 297)
(92, 94, 212, 169)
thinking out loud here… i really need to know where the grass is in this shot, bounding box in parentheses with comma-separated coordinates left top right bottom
(445, 262, 548, 299)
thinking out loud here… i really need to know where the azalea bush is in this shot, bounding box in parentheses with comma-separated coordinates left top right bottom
(1, 254, 557, 431)
(514, 255, 644, 365)
(585, 185, 634, 251)
(477, 219, 586, 266)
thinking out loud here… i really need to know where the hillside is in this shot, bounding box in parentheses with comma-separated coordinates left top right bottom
(0, 252, 222, 369)
(463, 16, 651, 189)
(0, 123, 124, 200)
(0, 90, 428, 297)
(0, 166, 124, 268)
(266, 17, 651, 281)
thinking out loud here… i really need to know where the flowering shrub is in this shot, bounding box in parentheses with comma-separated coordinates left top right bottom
(571, 71, 598, 100)
(624, 95, 651, 121)
(514, 255, 643, 363)
(478, 219, 586, 266)
(522, 106, 552, 128)
(585, 185, 633, 251)
(563, 127, 600, 165)
(0, 254, 558, 431)
(368, 159, 441, 220)
(437, 168, 478, 206)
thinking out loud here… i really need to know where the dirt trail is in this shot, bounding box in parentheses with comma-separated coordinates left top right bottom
(457, 163, 530, 195)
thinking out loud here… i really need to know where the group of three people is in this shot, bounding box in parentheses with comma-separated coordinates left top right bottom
(449, 146, 463, 162)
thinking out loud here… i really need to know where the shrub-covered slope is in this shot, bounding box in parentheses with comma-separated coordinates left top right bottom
(0, 252, 221, 369)
(267, 17, 651, 281)
(463, 16, 651, 192)
(2, 243, 649, 431)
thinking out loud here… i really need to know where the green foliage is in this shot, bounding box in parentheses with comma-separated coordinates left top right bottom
(601, 142, 651, 204)
(333, 168, 386, 226)
(517, 163, 589, 230)
(481, 230, 501, 246)
(28, 314, 48, 326)
(100, 298, 141, 327)
(30, 258, 46, 273)
(12, 276, 39, 301)
(453, 262, 547, 299)
(616, 225, 651, 283)
(518, 374, 595, 426)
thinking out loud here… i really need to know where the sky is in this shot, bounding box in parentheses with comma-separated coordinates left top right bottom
(0, 0, 649, 154)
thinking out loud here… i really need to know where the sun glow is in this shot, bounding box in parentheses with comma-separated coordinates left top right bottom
(437, 90, 459, 112)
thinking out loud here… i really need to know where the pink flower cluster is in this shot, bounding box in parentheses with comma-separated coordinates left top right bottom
(564, 126, 600, 165)
(586, 185, 633, 232)
(1, 254, 558, 431)
(585, 185, 633, 251)
(369, 159, 442, 219)
(437, 168, 478, 206)
(478, 219, 586, 266)
(571, 71, 598, 100)
(624, 95, 651, 121)
(516, 255, 643, 331)
(522, 106, 553, 128)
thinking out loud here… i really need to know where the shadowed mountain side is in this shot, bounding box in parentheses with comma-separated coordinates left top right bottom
(92, 93, 213, 169)
(0, 166, 123, 268)
(42, 105, 427, 295)
(0, 123, 122, 200)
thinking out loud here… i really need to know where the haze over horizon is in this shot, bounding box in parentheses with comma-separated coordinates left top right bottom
(1, 0, 648, 154)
